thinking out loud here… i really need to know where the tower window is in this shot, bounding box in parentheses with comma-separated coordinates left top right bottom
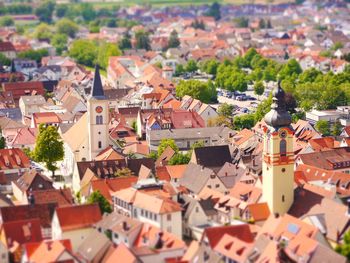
(282, 168, 286, 172)
(96, 115, 103, 124)
(98, 141, 102, 149)
(280, 139, 287, 156)
(282, 195, 285, 202)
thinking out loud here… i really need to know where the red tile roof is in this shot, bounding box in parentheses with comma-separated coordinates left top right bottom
(1, 218, 43, 247)
(3, 81, 45, 100)
(202, 224, 254, 249)
(55, 204, 102, 231)
(0, 148, 30, 170)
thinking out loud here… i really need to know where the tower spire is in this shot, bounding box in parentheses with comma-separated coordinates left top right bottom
(264, 82, 291, 128)
(90, 64, 105, 99)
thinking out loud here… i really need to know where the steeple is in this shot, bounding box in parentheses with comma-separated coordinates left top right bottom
(264, 82, 292, 128)
(90, 64, 105, 99)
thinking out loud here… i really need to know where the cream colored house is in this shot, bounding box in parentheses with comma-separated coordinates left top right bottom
(51, 204, 102, 251)
(19, 95, 47, 119)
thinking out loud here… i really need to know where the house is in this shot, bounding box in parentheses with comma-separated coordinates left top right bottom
(13, 58, 37, 77)
(0, 148, 30, 181)
(19, 95, 47, 118)
(101, 243, 141, 263)
(51, 204, 102, 251)
(190, 145, 232, 172)
(182, 197, 216, 239)
(22, 239, 79, 263)
(0, 218, 42, 262)
(0, 91, 16, 108)
(148, 126, 234, 151)
(11, 170, 54, 202)
(113, 180, 183, 238)
(33, 65, 62, 81)
(156, 164, 187, 183)
(0, 42, 16, 59)
(0, 203, 57, 239)
(2, 81, 45, 102)
(76, 229, 112, 263)
(31, 112, 62, 128)
(179, 163, 228, 196)
(95, 212, 143, 247)
(6, 127, 38, 150)
(131, 223, 186, 263)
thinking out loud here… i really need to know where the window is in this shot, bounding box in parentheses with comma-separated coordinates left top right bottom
(282, 195, 285, 202)
(98, 141, 102, 149)
(280, 139, 287, 156)
(154, 214, 157, 221)
(167, 214, 172, 221)
(114, 233, 119, 239)
(145, 211, 148, 218)
(141, 209, 144, 216)
(195, 207, 199, 213)
(96, 115, 103, 124)
(215, 184, 220, 188)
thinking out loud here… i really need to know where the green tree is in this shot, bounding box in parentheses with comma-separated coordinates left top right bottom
(33, 23, 53, 40)
(135, 30, 150, 50)
(336, 230, 350, 260)
(0, 128, 5, 149)
(87, 190, 112, 214)
(218, 103, 234, 118)
(234, 17, 249, 28)
(119, 33, 132, 50)
(114, 167, 133, 177)
(97, 42, 121, 69)
(174, 64, 185, 77)
(0, 53, 11, 66)
(51, 34, 68, 55)
(331, 42, 344, 51)
(168, 153, 190, 165)
(254, 81, 265, 98)
(69, 39, 97, 67)
(168, 30, 180, 49)
(186, 60, 198, 73)
(55, 4, 68, 18)
(233, 114, 255, 130)
(32, 124, 64, 177)
(279, 59, 302, 80)
(158, 139, 179, 157)
(56, 18, 79, 38)
(0, 16, 14, 27)
(81, 3, 96, 22)
(35, 0, 55, 23)
(206, 2, 221, 20)
(18, 49, 49, 63)
(315, 120, 330, 136)
(201, 59, 219, 76)
(332, 120, 342, 136)
(176, 79, 217, 103)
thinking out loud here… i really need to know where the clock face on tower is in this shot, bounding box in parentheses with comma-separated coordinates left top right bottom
(95, 106, 103, 114)
(279, 129, 287, 138)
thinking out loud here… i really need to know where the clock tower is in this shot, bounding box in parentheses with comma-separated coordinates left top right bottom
(87, 65, 109, 160)
(262, 83, 294, 215)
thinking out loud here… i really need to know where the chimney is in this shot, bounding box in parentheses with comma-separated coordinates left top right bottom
(154, 231, 164, 249)
(47, 241, 53, 251)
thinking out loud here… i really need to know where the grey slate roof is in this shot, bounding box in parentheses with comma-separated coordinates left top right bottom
(179, 163, 215, 194)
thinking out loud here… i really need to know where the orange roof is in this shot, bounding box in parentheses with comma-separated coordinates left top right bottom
(103, 243, 138, 263)
(95, 146, 125, 161)
(165, 164, 187, 179)
(0, 148, 30, 170)
(203, 224, 254, 249)
(55, 204, 102, 231)
(24, 239, 73, 263)
(308, 137, 339, 151)
(133, 223, 185, 251)
(214, 233, 253, 262)
(232, 129, 255, 146)
(33, 112, 61, 126)
(247, 203, 270, 221)
(163, 99, 182, 109)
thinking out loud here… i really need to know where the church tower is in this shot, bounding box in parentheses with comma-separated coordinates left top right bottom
(262, 83, 294, 215)
(87, 65, 109, 160)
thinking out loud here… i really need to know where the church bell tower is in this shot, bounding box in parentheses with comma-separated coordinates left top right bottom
(87, 65, 109, 160)
(262, 83, 294, 215)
